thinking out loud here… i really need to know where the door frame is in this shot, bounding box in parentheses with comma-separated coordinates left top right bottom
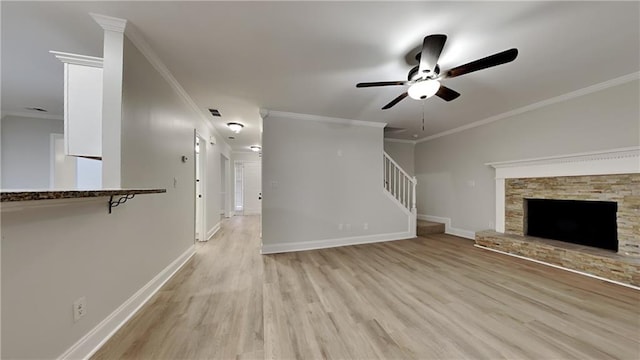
(194, 130, 207, 242)
(239, 160, 262, 215)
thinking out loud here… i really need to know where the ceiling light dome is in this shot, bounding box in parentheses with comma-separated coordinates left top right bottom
(250, 145, 261, 152)
(408, 80, 440, 100)
(227, 122, 244, 133)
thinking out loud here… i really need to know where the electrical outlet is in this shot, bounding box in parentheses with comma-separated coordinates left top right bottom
(363, 223, 369, 230)
(73, 297, 86, 322)
(338, 223, 343, 230)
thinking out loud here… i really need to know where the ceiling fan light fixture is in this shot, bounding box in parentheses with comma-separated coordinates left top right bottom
(226, 122, 244, 133)
(408, 80, 440, 100)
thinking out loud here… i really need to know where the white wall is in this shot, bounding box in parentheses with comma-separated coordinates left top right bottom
(1, 36, 229, 359)
(0, 115, 63, 189)
(261, 113, 410, 252)
(384, 139, 415, 176)
(414, 80, 640, 234)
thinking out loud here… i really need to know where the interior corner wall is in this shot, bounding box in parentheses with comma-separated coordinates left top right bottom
(0, 115, 63, 189)
(383, 140, 415, 176)
(0, 37, 228, 359)
(262, 115, 408, 250)
(414, 79, 640, 234)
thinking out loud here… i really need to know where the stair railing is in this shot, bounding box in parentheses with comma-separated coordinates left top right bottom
(383, 152, 416, 212)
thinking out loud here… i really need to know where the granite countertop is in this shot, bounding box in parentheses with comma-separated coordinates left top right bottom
(1, 188, 166, 202)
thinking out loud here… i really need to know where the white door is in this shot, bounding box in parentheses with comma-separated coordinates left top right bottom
(195, 136, 205, 241)
(242, 161, 262, 215)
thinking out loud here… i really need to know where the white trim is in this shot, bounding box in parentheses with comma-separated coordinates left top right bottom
(261, 231, 414, 255)
(487, 146, 640, 172)
(417, 214, 476, 240)
(90, 13, 127, 33)
(1, 111, 63, 121)
(123, 25, 220, 139)
(416, 72, 640, 143)
(474, 245, 640, 291)
(383, 190, 413, 217)
(207, 222, 221, 240)
(384, 138, 417, 145)
(263, 110, 387, 128)
(58, 245, 195, 360)
(50, 51, 103, 68)
(495, 178, 505, 232)
(487, 147, 640, 233)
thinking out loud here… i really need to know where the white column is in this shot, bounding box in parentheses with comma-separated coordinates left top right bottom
(91, 13, 127, 188)
(495, 178, 505, 232)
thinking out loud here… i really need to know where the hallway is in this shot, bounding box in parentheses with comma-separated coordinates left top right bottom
(93, 216, 639, 359)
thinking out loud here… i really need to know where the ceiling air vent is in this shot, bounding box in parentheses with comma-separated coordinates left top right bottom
(208, 108, 221, 117)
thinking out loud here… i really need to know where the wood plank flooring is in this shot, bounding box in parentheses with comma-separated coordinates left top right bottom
(92, 215, 640, 359)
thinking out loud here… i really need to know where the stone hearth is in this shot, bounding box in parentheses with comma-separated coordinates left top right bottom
(505, 174, 639, 257)
(478, 148, 640, 287)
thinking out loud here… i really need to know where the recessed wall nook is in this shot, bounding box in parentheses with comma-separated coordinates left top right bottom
(476, 147, 640, 287)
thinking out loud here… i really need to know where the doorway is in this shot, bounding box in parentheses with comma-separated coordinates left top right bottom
(220, 153, 230, 220)
(195, 132, 207, 242)
(241, 161, 262, 215)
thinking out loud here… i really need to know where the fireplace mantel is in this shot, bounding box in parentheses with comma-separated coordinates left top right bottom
(487, 146, 640, 232)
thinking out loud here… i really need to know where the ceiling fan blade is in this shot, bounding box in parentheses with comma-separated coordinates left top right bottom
(435, 85, 460, 102)
(356, 81, 409, 88)
(418, 34, 447, 76)
(446, 48, 518, 78)
(382, 92, 408, 110)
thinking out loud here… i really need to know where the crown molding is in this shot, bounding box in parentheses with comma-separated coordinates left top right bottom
(50, 51, 103, 68)
(1, 111, 63, 121)
(486, 146, 640, 170)
(90, 13, 127, 33)
(123, 25, 222, 140)
(384, 138, 416, 145)
(264, 110, 386, 128)
(416, 72, 640, 144)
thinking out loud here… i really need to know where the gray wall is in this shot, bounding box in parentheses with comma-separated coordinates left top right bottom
(1, 115, 63, 189)
(384, 140, 415, 176)
(414, 80, 640, 233)
(1, 37, 228, 359)
(262, 114, 408, 248)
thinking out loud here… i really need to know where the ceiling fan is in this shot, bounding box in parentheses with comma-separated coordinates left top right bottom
(356, 35, 518, 110)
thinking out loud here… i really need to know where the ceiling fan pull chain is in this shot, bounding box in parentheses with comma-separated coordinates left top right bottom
(422, 102, 425, 131)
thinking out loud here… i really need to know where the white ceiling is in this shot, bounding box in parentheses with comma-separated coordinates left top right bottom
(2, 1, 639, 150)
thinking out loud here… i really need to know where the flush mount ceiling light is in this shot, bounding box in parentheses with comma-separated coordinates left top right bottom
(407, 80, 440, 100)
(250, 145, 261, 152)
(226, 122, 244, 133)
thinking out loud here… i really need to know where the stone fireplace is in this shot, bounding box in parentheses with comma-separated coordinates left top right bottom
(476, 147, 640, 287)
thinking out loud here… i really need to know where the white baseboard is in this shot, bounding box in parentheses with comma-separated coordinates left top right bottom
(417, 214, 476, 240)
(58, 245, 195, 360)
(261, 231, 415, 254)
(474, 244, 640, 290)
(206, 221, 221, 240)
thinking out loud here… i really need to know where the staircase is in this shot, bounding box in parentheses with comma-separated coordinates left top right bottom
(383, 152, 417, 236)
(383, 152, 445, 238)
(417, 220, 445, 236)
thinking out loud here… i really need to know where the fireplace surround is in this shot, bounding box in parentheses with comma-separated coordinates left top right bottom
(476, 147, 639, 287)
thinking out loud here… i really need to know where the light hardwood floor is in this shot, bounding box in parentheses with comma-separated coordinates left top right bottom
(93, 215, 640, 359)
